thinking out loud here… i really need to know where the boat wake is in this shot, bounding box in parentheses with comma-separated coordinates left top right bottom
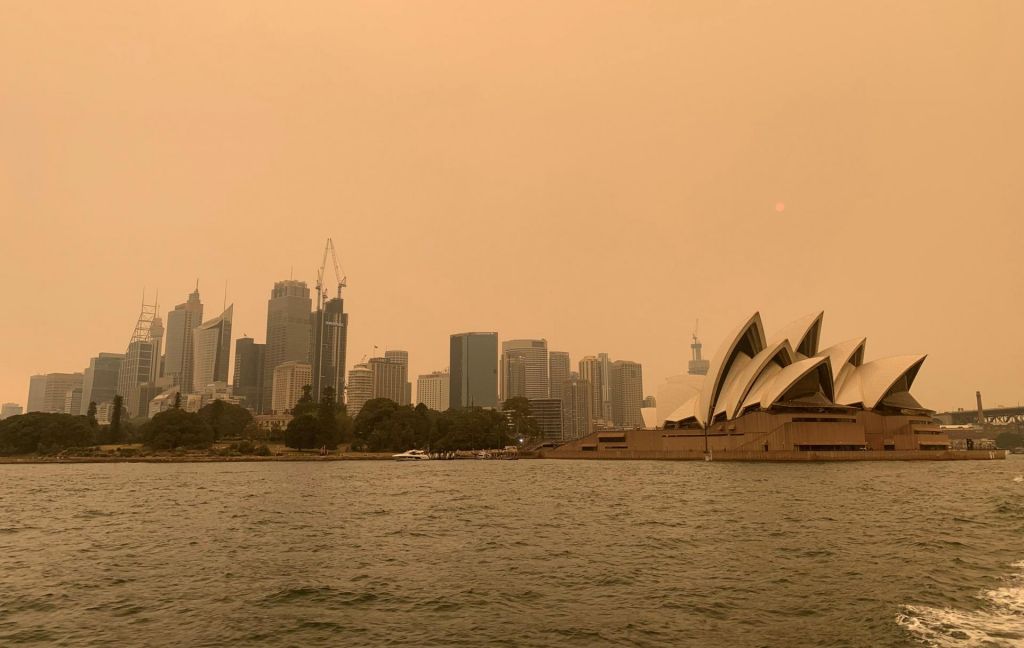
(897, 561, 1024, 646)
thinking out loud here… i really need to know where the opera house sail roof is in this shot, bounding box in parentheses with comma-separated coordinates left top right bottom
(665, 312, 930, 430)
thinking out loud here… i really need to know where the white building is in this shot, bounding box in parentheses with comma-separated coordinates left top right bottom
(347, 363, 374, 417)
(501, 339, 549, 401)
(272, 361, 312, 414)
(416, 370, 450, 412)
(192, 305, 233, 393)
(1, 403, 23, 420)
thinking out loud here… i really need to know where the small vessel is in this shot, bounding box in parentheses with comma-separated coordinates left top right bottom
(392, 449, 430, 461)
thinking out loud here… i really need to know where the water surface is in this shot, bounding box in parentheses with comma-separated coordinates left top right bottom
(1, 458, 1022, 647)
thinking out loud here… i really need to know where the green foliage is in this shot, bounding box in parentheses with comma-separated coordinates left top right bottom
(141, 408, 215, 450)
(197, 399, 253, 440)
(351, 400, 511, 453)
(173, 391, 182, 410)
(284, 414, 319, 450)
(291, 385, 317, 417)
(86, 402, 98, 428)
(502, 397, 539, 441)
(110, 395, 124, 438)
(995, 430, 1024, 450)
(0, 412, 96, 455)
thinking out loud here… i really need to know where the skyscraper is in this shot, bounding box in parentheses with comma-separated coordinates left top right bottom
(578, 353, 613, 425)
(611, 360, 644, 429)
(502, 353, 527, 400)
(384, 350, 412, 405)
(117, 300, 164, 418)
(560, 375, 594, 440)
(527, 398, 562, 442)
(450, 332, 498, 409)
(63, 387, 83, 415)
(262, 280, 312, 413)
(26, 374, 47, 412)
(312, 296, 348, 403)
(548, 351, 571, 402)
(416, 370, 450, 412)
(368, 356, 407, 404)
(501, 339, 549, 400)
(164, 287, 203, 389)
(232, 337, 265, 412)
(80, 353, 124, 414)
(271, 361, 312, 414)
(192, 305, 233, 392)
(346, 363, 374, 416)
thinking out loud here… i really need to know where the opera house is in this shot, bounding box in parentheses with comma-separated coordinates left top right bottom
(544, 312, 1001, 460)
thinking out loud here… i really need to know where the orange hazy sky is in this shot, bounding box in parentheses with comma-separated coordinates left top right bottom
(1, 1, 1022, 411)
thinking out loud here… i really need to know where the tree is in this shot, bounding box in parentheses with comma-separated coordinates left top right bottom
(86, 402, 98, 428)
(0, 413, 95, 455)
(995, 430, 1024, 450)
(291, 385, 317, 417)
(197, 399, 253, 440)
(315, 386, 342, 449)
(173, 391, 182, 410)
(141, 409, 215, 450)
(502, 397, 539, 442)
(284, 414, 319, 450)
(110, 395, 124, 442)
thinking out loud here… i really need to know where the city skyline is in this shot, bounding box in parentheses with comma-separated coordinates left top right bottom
(2, 3, 1022, 412)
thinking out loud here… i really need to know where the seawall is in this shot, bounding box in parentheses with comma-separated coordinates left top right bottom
(538, 449, 1007, 461)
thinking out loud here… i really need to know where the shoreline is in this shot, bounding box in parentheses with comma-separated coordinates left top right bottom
(0, 453, 396, 464)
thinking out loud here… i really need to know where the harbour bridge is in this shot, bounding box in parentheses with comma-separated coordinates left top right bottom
(938, 406, 1024, 426)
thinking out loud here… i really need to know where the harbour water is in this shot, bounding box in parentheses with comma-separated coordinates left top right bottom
(1, 458, 1022, 647)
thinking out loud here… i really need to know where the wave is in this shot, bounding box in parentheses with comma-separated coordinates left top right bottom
(896, 560, 1024, 646)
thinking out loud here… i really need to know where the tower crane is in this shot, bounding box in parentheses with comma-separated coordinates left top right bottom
(313, 238, 348, 400)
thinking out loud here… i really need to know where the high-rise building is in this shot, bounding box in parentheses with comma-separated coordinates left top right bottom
(232, 338, 265, 412)
(262, 280, 312, 413)
(117, 299, 164, 418)
(271, 361, 312, 414)
(384, 350, 412, 405)
(560, 375, 594, 441)
(450, 332, 498, 409)
(642, 395, 657, 408)
(164, 287, 203, 389)
(579, 353, 613, 425)
(26, 374, 47, 412)
(527, 398, 562, 442)
(63, 387, 83, 415)
(80, 353, 124, 414)
(1, 403, 23, 420)
(368, 356, 407, 404)
(688, 333, 710, 376)
(416, 370, 450, 412)
(548, 351, 571, 402)
(192, 305, 233, 392)
(347, 363, 374, 417)
(501, 339, 549, 400)
(611, 360, 644, 429)
(39, 373, 84, 414)
(312, 296, 348, 403)
(504, 352, 528, 401)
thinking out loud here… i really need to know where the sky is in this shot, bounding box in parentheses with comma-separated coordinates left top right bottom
(1, 1, 1022, 412)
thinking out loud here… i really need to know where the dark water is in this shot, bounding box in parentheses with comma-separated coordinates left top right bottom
(1, 458, 1022, 647)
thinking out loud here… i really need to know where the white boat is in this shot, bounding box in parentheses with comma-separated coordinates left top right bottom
(392, 449, 431, 461)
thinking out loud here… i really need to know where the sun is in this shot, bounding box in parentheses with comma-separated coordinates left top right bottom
(775, 202, 785, 213)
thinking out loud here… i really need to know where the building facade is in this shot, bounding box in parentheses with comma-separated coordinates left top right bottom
(262, 280, 312, 413)
(384, 350, 412, 405)
(560, 375, 594, 441)
(579, 353, 613, 426)
(271, 361, 312, 414)
(501, 353, 527, 400)
(80, 353, 124, 415)
(0, 403, 23, 420)
(117, 301, 164, 418)
(346, 363, 374, 417)
(450, 332, 498, 409)
(36, 372, 84, 414)
(192, 304, 233, 392)
(368, 356, 407, 404)
(232, 338, 265, 412)
(26, 374, 48, 413)
(611, 360, 644, 429)
(312, 296, 348, 403)
(416, 370, 450, 412)
(527, 398, 563, 442)
(501, 339, 549, 401)
(548, 351, 571, 402)
(163, 287, 203, 389)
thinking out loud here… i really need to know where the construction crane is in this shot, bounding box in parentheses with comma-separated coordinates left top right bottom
(316, 237, 347, 307)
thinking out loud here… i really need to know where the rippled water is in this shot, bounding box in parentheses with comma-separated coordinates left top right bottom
(1, 457, 1022, 647)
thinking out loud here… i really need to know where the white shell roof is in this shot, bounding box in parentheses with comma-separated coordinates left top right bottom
(697, 312, 765, 426)
(713, 340, 795, 420)
(767, 311, 823, 357)
(836, 354, 927, 409)
(816, 337, 866, 389)
(754, 356, 833, 410)
(665, 394, 700, 424)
